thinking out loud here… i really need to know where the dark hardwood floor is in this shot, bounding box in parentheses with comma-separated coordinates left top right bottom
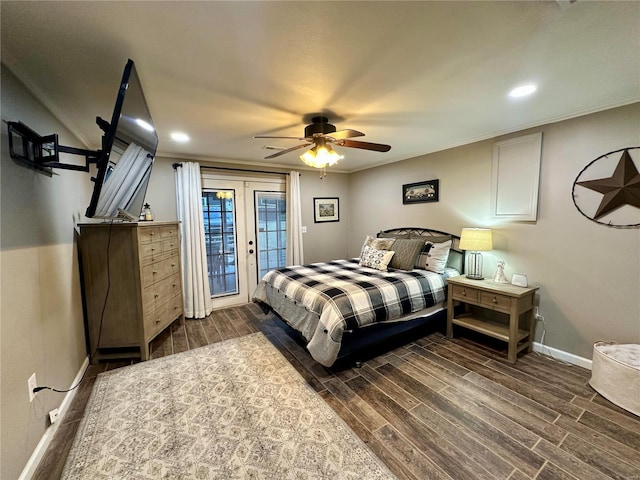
(34, 304, 640, 479)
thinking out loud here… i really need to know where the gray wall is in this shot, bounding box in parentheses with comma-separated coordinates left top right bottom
(146, 157, 351, 264)
(1, 64, 93, 479)
(348, 103, 640, 359)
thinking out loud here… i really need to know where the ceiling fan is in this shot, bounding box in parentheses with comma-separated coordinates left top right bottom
(254, 116, 391, 168)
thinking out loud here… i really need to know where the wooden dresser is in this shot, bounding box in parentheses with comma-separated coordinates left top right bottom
(78, 221, 183, 362)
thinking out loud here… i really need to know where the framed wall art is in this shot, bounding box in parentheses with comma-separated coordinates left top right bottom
(402, 179, 439, 204)
(314, 197, 340, 223)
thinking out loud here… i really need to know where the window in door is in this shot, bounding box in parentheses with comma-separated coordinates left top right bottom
(255, 191, 287, 280)
(202, 189, 238, 297)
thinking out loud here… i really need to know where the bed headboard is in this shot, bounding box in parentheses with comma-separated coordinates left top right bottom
(378, 227, 465, 273)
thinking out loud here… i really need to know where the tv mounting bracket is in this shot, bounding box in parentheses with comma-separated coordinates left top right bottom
(7, 121, 103, 175)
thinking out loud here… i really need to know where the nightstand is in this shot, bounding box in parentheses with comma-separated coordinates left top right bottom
(446, 276, 539, 363)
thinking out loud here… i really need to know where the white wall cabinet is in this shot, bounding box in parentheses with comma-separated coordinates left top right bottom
(491, 132, 542, 222)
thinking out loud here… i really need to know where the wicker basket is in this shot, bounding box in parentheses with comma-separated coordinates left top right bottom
(590, 342, 640, 417)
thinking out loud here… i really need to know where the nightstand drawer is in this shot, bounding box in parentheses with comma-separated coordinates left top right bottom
(451, 284, 479, 302)
(480, 291, 511, 310)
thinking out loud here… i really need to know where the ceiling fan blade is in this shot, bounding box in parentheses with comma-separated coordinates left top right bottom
(264, 143, 311, 159)
(326, 129, 365, 140)
(336, 139, 391, 152)
(254, 135, 307, 140)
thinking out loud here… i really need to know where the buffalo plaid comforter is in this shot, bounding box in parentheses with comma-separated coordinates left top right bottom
(253, 258, 458, 366)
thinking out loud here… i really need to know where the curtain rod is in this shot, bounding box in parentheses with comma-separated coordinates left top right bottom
(172, 163, 289, 176)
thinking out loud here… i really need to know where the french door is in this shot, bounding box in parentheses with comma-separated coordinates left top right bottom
(201, 173, 286, 309)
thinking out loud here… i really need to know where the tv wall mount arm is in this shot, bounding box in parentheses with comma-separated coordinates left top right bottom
(7, 121, 104, 174)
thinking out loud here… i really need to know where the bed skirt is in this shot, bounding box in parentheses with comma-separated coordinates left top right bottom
(254, 281, 446, 367)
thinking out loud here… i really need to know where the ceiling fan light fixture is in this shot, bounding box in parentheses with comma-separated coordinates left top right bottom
(300, 145, 343, 169)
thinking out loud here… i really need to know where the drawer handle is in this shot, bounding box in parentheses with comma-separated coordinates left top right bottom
(492, 297, 498, 303)
(150, 232, 155, 236)
(152, 270, 158, 275)
(154, 294, 159, 298)
(155, 319, 160, 324)
(461, 289, 466, 296)
(171, 263, 176, 267)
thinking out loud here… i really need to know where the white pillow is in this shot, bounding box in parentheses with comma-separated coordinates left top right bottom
(359, 245, 395, 272)
(422, 240, 452, 274)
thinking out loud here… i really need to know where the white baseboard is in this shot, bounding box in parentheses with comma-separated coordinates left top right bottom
(532, 342, 592, 370)
(19, 356, 90, 480)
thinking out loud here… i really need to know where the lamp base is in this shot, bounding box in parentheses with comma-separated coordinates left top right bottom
(465, 251, 484, 280)
(465, 274, 484, 280)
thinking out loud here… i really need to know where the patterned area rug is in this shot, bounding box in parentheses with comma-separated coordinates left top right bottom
(62, 332, 396, 479)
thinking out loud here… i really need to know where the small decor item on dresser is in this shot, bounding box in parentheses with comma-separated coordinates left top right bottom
(493, 260, 509, 283)
(141, 203, 154, 221)
(511, 273, 528, 287)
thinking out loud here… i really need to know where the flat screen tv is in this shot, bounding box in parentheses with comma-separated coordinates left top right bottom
(85, 59, 158, 220)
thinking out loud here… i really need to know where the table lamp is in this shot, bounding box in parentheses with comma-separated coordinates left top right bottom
(459, 228, 493, 280)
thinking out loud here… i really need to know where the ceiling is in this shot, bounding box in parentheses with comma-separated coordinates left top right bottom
(2, 1, 639, 173)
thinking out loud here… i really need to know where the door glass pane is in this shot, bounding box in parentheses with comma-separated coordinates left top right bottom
(202, 190, 238, 297)
(255, 191, 286, 279)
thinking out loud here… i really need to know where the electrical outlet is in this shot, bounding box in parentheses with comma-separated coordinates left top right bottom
(534, 306, 544, 321)
(49, 408, 60, 424)
(28, 373, 37, 402)
(301, 226, 307, 234)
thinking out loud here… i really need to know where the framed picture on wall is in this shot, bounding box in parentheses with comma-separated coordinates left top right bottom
(402, 179, 439, 204)
(314, 197, 339, 223)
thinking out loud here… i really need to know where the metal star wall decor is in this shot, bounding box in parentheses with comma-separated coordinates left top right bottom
(572, 147, 640, 228)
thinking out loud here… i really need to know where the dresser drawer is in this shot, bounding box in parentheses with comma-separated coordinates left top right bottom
(141, 255, 180, 286)
(139, 241, 163, 261)
(161, 225, 179, 240)
(451, 284, 479, 302)
(141, 273, 182, 313)
(480, 291, 512, 311)
(138, 226, 162, 244)
(162, 237, 179, 256)
(144, 294, 183, 339)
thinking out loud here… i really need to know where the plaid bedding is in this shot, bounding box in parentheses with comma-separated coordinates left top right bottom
(253, 258, 458, 366)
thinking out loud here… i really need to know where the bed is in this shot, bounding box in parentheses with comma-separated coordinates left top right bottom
(253, 227, 464, 367)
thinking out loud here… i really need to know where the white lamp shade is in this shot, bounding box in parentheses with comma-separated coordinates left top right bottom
(459, 228, 493, 251)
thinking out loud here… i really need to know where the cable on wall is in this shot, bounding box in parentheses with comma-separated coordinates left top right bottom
(32, 220, 115, 396)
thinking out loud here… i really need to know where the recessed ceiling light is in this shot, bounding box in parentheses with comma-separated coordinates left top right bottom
(171, 132, 190, 142)
(509, 84, 537, 98)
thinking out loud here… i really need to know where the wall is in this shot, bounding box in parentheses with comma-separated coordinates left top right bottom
(1, 65, 92, 479)
(348, 103, 640, 359)
(146, 157, 351, 264)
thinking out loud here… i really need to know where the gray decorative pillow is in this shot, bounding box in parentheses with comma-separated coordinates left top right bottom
(359, 245, 395, 271)
(388, 238, 426, 270)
